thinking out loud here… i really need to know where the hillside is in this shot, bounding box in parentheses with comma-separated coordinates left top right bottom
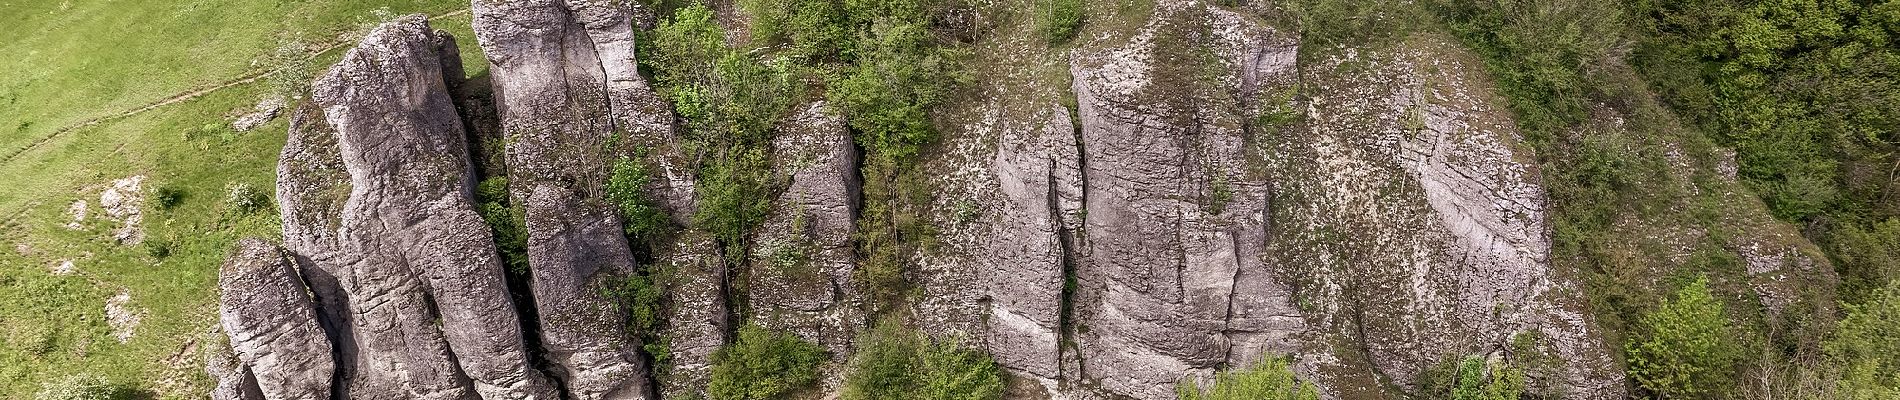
(2, 0, 1897, 399)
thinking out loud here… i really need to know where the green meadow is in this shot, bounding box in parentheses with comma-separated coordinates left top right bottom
(0, 1, 484, 397)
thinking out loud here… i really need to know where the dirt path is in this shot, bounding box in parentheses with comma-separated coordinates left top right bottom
(0, 9, 472, 166)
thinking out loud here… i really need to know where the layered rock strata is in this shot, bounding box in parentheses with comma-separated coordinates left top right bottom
(221, 3, 1651, 400)
(1062, 4, 1304, 399)
(1265, 37, 1623, 398)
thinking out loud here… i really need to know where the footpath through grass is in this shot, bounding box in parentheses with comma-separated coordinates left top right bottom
(0, 1, 481, 397)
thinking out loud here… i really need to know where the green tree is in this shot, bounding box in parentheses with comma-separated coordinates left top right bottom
(1042, 0, 1085, 45)
(474, 177, 529, 275)
(645, 3, 797, 255)
(604, 156, 672, 247)
(1626, 278, 1742, 399)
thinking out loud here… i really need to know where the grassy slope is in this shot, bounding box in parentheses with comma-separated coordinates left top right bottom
(0, 1, 485, 397)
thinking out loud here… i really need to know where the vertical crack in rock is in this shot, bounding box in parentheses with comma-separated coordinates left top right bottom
(277, 92, 363, 400)
(745, 102, 866, 389)
(316, 14, 558, 399)
(1064, 3, 1303, 399)
(270, 15, 559, 399)
(472, 0, 682, 398)
(206, 340, 267, 400)
(981, 103, 1083, 383)
(218, 238, 333, 400)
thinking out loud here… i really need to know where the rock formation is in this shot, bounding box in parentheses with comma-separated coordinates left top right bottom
(743, 102, 866, 387)
(655, 233, 727, 399)
(217, 239, 331, 400)
(1062, 4, 1302, 399)
(471, 0, 680, 398)
(911, 2, 1626, 399)
(213, 2, 1792, 400)
(1265, 36, 1622, 398)
(206, 340, 266, 400)
(273, 14, 555, 399)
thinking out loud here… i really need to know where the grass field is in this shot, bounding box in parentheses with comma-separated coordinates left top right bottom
(0, 1, 486, 397)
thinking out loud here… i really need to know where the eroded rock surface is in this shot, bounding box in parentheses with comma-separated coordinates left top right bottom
(746, 102, 865, 369)
(217, 238, 333, 400)
(273, 15, 554, 399)
(1266, 38, 1621, 398)
(205, 341, 265, 400)
(1064, 4, 1303, 399)
(227, 3, 1663, 400)
(99, 175, 144, 243)
(656, 234, 730, 399)
(472, 1, 674, 397)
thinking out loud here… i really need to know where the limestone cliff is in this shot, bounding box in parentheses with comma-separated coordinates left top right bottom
(213, 1, 1840, 400)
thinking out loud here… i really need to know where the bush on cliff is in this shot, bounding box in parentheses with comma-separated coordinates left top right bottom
(1174, 356, 1319, 400)
(1626, 277, 1742, 399)
(842, 320, 1004, 400)
(708, 324, 828, 400)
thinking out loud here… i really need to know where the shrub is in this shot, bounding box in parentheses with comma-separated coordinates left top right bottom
(1631, 0, 1900, 224)
(1042, 0, 1084, 45)
(1827, 280, 1900, 398)
(647, 4, 795, 256)
(692, 149, 776, 256)
(473, 177, 530, 275)
(151, 186, 184, 211)
(143, 238, 173, 259)
(599, 265, 667, 334)
(1175, 356, 1319, 400)
(645, 336, 675, 381)
(34, 374, 119, 400)
(1281, 0, 1424, 50)
(1417, 355, 1524, 400)
(708, 325, 827, 400)
(222, 182, 268, 215)
(1626, 277, 1742, 399)
(841, 320, 1004, 400)
(605, 156, 672, 247)
(829, 19, 960, 164)
(825, 2, 964, 311)
(1830, 219, 1900, 305)
(739, 0, 850, 59)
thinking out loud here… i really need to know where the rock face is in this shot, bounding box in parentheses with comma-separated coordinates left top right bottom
(954, 102, 1082, 383)
(472, 1, 676, 398)
(273, 15, 555, 399)
(1267, 38, 1622, 398)
(227, 3, 1653, 400)
(217, 238, 333, 400)
(205, 341, 265, 400)
(656, 234, 728, 399)
(910, 2, 1623, 399)
(1062, 4, 1303, 399)
(746, 102, 865, 363)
